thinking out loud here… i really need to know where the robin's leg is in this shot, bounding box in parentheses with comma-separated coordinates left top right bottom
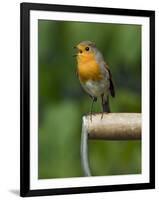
(101, 94, 110, 119)
(90, 96, 97, 121)
(101, 94, 104, 119)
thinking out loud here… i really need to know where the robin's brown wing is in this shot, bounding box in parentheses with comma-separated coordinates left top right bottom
(105, 64, 115, 98)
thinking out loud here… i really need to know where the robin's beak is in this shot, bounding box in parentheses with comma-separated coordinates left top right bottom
(73, 46, 78, 57)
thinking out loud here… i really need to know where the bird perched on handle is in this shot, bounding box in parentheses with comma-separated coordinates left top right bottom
(74, 41, 115, 120)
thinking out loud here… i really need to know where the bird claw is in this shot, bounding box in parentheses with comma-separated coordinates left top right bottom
(89, 113, 92, 122)
(101, 112, 104, 120)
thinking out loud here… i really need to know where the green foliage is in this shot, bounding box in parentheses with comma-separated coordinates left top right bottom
(38, 20, 141, 179)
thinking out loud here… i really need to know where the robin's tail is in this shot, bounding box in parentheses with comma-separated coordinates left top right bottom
(102, 96, 110, 113)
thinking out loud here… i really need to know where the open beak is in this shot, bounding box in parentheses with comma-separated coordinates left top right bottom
(73, 46, 78, 57)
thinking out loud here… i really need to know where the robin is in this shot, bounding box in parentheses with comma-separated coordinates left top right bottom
(74, 41, 115, 119)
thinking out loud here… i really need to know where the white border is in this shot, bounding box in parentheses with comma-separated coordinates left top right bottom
(30, 10, 150, 190)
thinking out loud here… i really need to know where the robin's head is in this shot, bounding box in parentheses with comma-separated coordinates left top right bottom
(75, 41, 97, 63)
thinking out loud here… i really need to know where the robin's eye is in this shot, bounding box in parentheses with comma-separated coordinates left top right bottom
(79, 50, 83, 53)
(85, 47, 89, 51)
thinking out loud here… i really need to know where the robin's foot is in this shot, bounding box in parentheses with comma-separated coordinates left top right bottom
(89, 112, 93, 122)
(101, 112, 104, 119)
(90, 114, 92, 122)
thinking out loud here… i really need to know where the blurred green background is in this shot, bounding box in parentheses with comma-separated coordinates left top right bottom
(38, 20, 141, 179)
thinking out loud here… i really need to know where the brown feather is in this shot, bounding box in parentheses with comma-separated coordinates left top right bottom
(105, 64, 115, 97)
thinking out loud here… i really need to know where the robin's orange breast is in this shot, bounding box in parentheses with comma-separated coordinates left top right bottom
(77, 58, 103, 82)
